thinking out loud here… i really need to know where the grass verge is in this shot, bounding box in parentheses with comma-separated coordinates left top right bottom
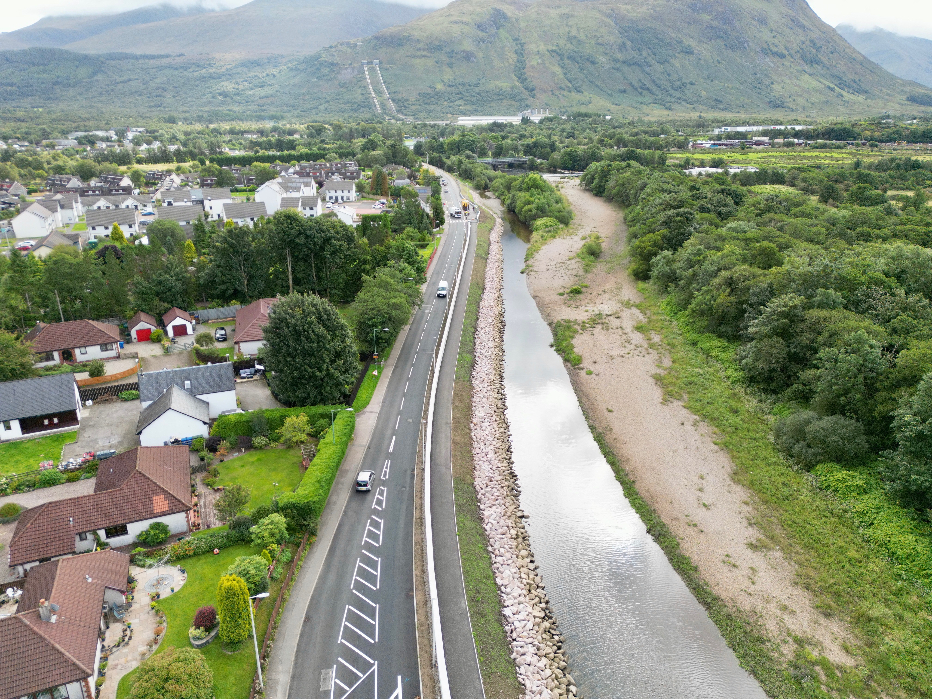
(215, 447, 305, 509)
(451, 206, 522, 699)
(629, 281, 932, 699)
(0, 430, 78, 476)
(550, 320, 581, 367)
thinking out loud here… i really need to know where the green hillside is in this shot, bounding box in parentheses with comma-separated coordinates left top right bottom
(837, 25, 932, 89)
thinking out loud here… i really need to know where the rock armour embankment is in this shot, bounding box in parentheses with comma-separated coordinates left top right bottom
(471, 217, 577, 699)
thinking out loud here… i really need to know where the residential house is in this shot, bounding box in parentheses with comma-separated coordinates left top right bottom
(155, 188, 193, 206)
(138, 363, 236, 418)
(321, 178, 356, 203)
(0, 373, 81, 442)
(11, 203, 56, 239)
(233, 297, 278, 356)
(81, 194, 152, 213)
(0, 550, 130, 699)
(32, 199, 64, 228)
(26, 320, 121, 367)
(0, 180, 27, 197)
(162, 307, 194, 338)
(29, 231, 82, 259)
(154, 203, 204, 228)
(191, 187, 233, 220)
(46, 175, 82, 192)
(128, 311, 159, 342)
(38, 193, 81, 224)
(7, 446, 193, 576)
(254, 180, 287, 214)
(222, 201, 268, 227)
(136, 385, 210, 447)
(280, 195, 323, 218)
(333, 201, 385, 228)
(84, 207, 140, 240)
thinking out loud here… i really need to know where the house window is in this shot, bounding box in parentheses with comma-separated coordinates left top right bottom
(101, 343, 114, 351)
(41, 351, 55, 362)
(2, 421, 10, 430)
(79, 346, 88, 355)
(77, 532, 89, 541)
(104, 524, 129, 539)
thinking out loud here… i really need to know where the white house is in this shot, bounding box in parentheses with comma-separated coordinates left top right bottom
(255, 180, 287, 214)
(333, 201, 385, 227)
(322, 178, 356, 203)
(12, 203, 56, 239)
(156, 188, 194, 206)
(37, 193, 80, 225)
(0, 373, 81, 442)
(154, 203, 204, 227)
(84, 207, 140, 240)
(138, 363, 237, 418)
(128, 310, 159, 342)
(26, 320, 121, 367)
(162, 307, 194, 338)
(136, 385, 210, 446)
(7, 446, 193, 576)
(280, 195, 323, 218)
(222, 201, 268, 227)
(193, 187, 233, 220)
(234, 297, 278, 356)
(29, 231, 81, 260)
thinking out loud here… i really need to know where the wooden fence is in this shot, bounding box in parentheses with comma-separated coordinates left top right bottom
(76, 362, 139, 387)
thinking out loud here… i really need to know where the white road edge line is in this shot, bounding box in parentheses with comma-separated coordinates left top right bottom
(424, 220, 471, 699)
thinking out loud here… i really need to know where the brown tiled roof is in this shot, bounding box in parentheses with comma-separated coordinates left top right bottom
(128, 311, 158, 330)
(28, 320, 120, 354)
(9, 447, 191, 566)
(234, 298, 278, 344)
(162, 307, 193, 326)
(24, 322, 47, 343)
(0, 551, 129, 699)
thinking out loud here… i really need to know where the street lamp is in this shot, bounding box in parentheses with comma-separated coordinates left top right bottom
(372, 326, 390, 371)
(249, 592, 270, 690)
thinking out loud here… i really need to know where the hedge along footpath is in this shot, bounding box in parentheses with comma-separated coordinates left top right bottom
(210, 406, 343, 441)
(277, 410, 355, 528)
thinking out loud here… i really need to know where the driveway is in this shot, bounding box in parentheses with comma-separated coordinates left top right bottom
(62, 400, 141, 460)
(235, 379, 284, 411)
(140, 349, 194, 372)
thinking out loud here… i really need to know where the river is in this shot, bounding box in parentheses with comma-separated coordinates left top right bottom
(500, 218, 767, 699)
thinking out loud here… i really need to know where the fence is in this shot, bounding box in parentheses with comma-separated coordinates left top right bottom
(79, 381, 139, 403)
(194, 305, 242, 323)
(76, 362, 138, 387)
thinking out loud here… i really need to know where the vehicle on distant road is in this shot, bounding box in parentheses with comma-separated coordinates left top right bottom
(355, 470, 375, 492)
(214, 327, 227, 341)
(437, 281, 449, 298)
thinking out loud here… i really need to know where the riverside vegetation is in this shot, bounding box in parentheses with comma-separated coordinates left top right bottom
(575, 155, 932, 697)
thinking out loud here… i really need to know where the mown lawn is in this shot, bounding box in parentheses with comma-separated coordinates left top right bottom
(215, 447, 304, 509)
(0, 431, 78, 476)
(116, 542, 287, 699)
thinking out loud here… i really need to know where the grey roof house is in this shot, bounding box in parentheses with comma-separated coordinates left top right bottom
(138, 363, 236, 419)
(0, 373, 82, 442)
(136, 385, 210, 446)
(222, 201, 268, 227)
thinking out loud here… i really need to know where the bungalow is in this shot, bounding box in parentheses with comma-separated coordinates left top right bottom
(29, 231, 82, 260)
(136, 385, 210, 447)
(11, 203, 56, 240)
(192, 187, 233, 220)
(162, 307, 194, 338)
(154, 203, 204, 227)
(26, 319, 121, 367)
(128, 311, 159, 342)
(234, 297, 278, 356)
(7, 446, 192, 576)
(321, 178, 356, 203)
(0, 373, 81, 442)
(138, 363, 236, 418)
(156, 189, 193, 206)
(0, 550, 130, 699)
(222, 201, 268, 227)
(84, 207, 140, 240)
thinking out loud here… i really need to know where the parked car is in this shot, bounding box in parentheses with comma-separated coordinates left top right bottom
(214, 327, 227, 341)
(239, 368, 255, 379)
(437, 280, 449, 298)
(355, 470, 375, 492)
(96, 449, 117, 461)
(15, 241, 34, 251)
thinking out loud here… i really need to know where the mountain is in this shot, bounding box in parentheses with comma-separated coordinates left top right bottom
(0, 4, 213, 51)
(837, 25, 932, 89)
(0, 0, 432, 56)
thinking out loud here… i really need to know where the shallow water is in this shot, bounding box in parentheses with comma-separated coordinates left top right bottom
(501, 223, 766, 699)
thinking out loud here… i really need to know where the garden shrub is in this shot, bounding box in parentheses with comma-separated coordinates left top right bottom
(237, 435, 253, 450)
(166, 527, 248, 562)
(229, 515, 254, 536)
(0, 502, 22, 522)
(211, 406, 339, 441)
(129, 646, 213, 699)
(252, 436, 270, 449)
(216, 575, 250, 645)
(225, 555, 269, 595)
(260, 549, 273, 565)
(136, 521, 171, 546)
(250, 412, 269, 438)
(250, 504, 274, 522)
(87, 360, 106, 378)
(192, 605, 218, 631)
(194, 331, 215, 347)
(119, 390, 140, 401)
(37, 469, 65, 488)
(191, 437, 205, 452)
(312, 419, 330, 439)
(250, 513, 288, 549)
(150, 329, 164, 343)
(280, 414, 311, 446)
(204, 437, 222, 453)
(774, 411, 868, 468)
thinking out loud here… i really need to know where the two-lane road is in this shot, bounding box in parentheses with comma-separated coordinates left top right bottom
(285, 182, 474, 699)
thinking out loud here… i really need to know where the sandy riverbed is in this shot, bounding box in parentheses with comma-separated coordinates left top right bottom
(523, 180, 853, 665)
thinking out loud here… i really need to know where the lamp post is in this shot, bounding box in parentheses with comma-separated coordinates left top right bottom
(249, 591, 270, 689)
(372, 327, 390, 372)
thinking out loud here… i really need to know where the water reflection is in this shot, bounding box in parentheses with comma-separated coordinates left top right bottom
(501, 224, 766, 699)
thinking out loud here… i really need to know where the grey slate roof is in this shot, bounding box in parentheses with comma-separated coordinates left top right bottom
(85, 207, 139, 228)
(138, 363, 235, 404)
(31, 231, 76, 251)
(0, 373, 78, 422)
(280, 196, 301, 209)
(223, 201, 268, 220)
(154, 203, 204, 223)
(136, 384, 210, 434)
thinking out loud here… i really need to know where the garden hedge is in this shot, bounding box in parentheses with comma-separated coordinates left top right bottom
(278, 410, 355, 527)
(210, 405, 342, 441)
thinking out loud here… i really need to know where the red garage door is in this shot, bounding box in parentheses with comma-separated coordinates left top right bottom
(172, 324, 189, 337)
(136, 328, 152, 342)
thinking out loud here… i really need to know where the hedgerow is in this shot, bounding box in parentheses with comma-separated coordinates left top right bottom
(210, 405, 341, 441)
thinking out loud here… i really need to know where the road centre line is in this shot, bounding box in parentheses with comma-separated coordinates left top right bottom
(396, 415, 400, 429)
(399, 397, 404, 411)
(382, 459, 391, 479)
(389, 435, 395, 452)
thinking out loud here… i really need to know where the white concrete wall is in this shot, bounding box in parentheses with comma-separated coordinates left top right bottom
(255, 185, 282, 214)
(200, 389, 237, 418)
(236, 339, 265, 357)
(75, 533, 96, 553)
(102, 511, 189, 548)
(58, 205, 77, 225)
(139, 410, 208, 446)
(130, 322, 158, 342)
(204, 198, 230, 220)
(74, 343, 120, 362)
(0, 418, 23, 442)
(12, 211, 53, 239)
(33, 350, 62, 368)
(166, 319, 194, 337)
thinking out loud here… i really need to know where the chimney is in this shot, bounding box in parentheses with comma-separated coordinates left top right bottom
(39, 599, 51, 622)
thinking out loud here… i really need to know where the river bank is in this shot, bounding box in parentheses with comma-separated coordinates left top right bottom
(522, 181, 856, 686)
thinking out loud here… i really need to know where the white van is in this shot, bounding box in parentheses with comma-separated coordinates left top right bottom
(437, 281, 449, 298)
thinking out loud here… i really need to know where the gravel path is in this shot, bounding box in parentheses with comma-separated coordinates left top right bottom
(524, 180, 852, 664)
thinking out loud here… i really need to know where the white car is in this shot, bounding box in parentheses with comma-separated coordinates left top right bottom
(355, 470, 375, 492)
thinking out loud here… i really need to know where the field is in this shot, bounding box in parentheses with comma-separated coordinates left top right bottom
(668, 146, 932, 169)
(0, 431, 78, 476)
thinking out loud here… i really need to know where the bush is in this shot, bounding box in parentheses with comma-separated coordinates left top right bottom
(229, 515, 254, 536)
(215, 484, 250, 523)
(37, 469, 65, 488)
(216, 575, 250, 645)
(580, 237, 603, 259)
(237, 435, 253, 450)
(252, 435, 270, 449)
(191, 437, 205, 452)
(136, 521, 171, 546)
(281, 413, 311, 446)
(250, 513, 288, 549)
(0, 502, 22, 522)
(129, 647, 213, 699)
(150, 329, 165, 343)
(192, 605, 218, 631)
(86, 359, 106, 378)
(119, 390, 140, 401)
(312, 419, 330, 439)
(194, 331, 215, 347)
(210, 406, 338, 441)
(204, 436, 222, 452)
(194, 346, 225, 365)
(225, 555, 269, 596)
(250, 412, 269, 438)
(774, 411, 868, 468)
(250, 504, 274, 522)
(166, 527, 248, 562)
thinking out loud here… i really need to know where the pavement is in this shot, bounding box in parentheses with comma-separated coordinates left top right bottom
(236, 378, 284, 411)
(62, 400, 142, 460)
(266, 182, 478, 699)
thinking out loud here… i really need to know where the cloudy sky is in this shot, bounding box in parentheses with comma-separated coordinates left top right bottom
(0, 0, 930, 40)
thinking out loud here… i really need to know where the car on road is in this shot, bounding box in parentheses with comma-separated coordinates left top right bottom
(355, 470, 375, 492)
(437, 280, 449, 298)
(214, 327, 227, 341)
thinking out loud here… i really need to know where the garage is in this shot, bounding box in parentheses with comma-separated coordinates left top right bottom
(162, 307, 195, 339)
(136, 328, 152, 342)
(128, 310, 159, 344)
